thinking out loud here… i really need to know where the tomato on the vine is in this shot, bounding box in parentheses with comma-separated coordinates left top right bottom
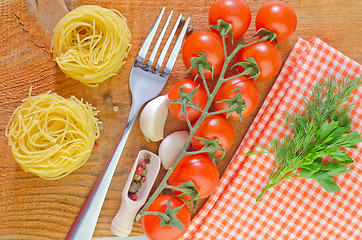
(182, 30, 224, 79)
(255, 1, 297, 44)
(214, 76, 259, 119)
(191, 115, 234, 156)
(167, 79, 208, 122)
(168, 153, 220, 199)
(141, 195, 190, 240)
(237, 40, 282, 81)
(209, 0, 251, 39)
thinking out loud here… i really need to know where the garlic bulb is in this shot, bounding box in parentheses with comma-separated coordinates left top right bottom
(159, 131, 189, 169)
(139, 95, 168, 142)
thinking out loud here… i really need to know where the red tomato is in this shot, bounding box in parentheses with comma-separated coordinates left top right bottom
(237, 41, 282, 81)
(182, 30, 224, 79)
(168, 154, 220, 199)
(191, 115, 234, 156)
(167, 79, 208, 122)
(214, 76, 259, 119)
(209, 0, 251, 39)
(141, 195, 190, 240)
(255, 1, 297, 44)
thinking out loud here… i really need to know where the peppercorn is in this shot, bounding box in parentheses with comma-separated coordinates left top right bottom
(129, 181, 139, 193)
(140, 160, 147, 168)
(133, 173, 141, 181)
(140, 176, 146, 183)
(129, 193, 137, 201)
(136, 166, 143, 175)
(144, 152, 151, 160)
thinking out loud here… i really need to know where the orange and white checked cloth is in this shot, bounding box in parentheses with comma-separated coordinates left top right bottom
(181, 38, 362, 240)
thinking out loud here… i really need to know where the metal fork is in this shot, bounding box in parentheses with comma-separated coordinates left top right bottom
(66, 8, 190, 240)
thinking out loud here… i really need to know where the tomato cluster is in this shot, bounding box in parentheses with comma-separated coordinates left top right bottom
(175, 0, 297, 122)
(142, 1, 297, 239)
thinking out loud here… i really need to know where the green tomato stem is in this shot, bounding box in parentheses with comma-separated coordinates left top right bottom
(200, 71, 212, 97)
(165, 184, 184, 192)
(141, 211, 171, 222)
(221, 29, 228, 60)
(226, 37, 266, 67)
(207, 108, 232, 116)
(223, 72, 248, 82)
(182, 104, 193, 131)
(184, 149, 208, 155)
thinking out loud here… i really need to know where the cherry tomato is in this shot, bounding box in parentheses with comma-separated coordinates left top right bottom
(168, 154, 220, 199)
(167, 79, 208, 122)
(182, 30, 224, 79)
(209, 0, 251, 39)
(214, 76, 259, 119)
(191, 115, 234, 156)
(141, 195, 190, 240)
(237, 41, 282, 81)
(255, 1, 297, 44)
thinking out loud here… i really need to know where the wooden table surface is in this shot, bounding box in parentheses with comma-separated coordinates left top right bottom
(1, 0, 361, 239)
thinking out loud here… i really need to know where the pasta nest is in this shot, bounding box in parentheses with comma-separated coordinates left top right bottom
(51, 5, 131, 86)
(5, 91, 100, 180)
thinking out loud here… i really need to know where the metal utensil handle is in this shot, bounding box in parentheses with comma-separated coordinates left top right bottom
(66, 105, 140, 240)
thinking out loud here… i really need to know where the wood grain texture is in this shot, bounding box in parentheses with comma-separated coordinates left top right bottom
(0, 0, 361, 239)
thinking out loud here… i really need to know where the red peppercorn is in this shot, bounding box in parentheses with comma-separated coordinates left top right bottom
(140, 176, 146, 183)
(136, 166, 143, 175)
(93, 142, 98, 150)
(129, 193, 137, 201)
(140, 160, 147, 168)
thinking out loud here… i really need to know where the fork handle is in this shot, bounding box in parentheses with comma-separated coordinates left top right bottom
(66, 103, 141, 240)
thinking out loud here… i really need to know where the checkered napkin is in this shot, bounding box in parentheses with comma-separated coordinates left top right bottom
(181, 38, 362, 240)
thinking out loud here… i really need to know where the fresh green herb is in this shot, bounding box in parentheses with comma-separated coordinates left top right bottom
(255, 76, 362, 202)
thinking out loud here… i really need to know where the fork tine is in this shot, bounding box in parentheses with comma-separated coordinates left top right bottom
(138, 7, 165, 60)
(155, 14, 183, 71)
(147, 10, 173, 67)
(164, 17, 190, 73)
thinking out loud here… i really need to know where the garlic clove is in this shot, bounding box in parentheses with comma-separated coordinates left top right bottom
(139, 95, 168, 142)
(159, 131, 190, 170)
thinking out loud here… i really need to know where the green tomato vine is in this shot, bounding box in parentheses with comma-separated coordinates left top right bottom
(136, 21, 277, 227)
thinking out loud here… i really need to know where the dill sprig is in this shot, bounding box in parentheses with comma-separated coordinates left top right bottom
(255, 76, 362, 202)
